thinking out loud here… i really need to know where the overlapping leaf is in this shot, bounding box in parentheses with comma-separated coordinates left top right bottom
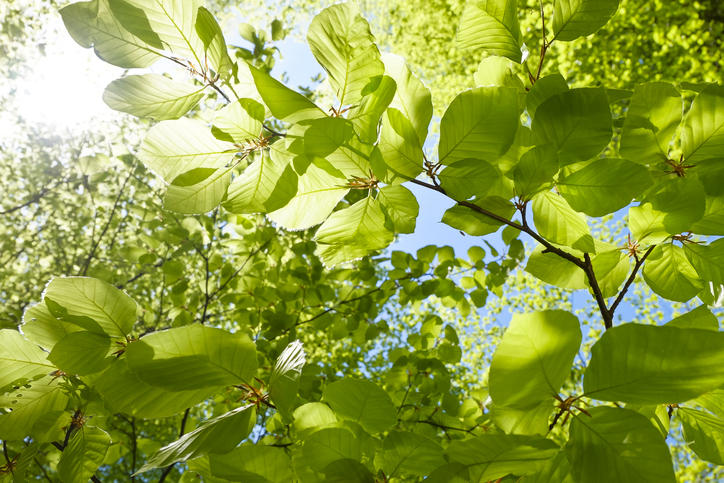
(457, 0, 522, 63)
(103, 74, 205, 120)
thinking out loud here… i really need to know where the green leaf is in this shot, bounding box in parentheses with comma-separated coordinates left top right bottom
(665, 305, 719, 331)
(249, 65, 326, 122)
(139, 118, 236, 184)
(490, 310, 582, 408)
(102, 74, 204, 120)
(629, 178, 706, 244)
(195, 6, 233, 77)
(439, 158, 501, 200)
(513, 144, 559, 201)
(532, 87, 612, 166)
(307, 2, 384, 107)
(0, 376, 69, 441)
(588, 249, 629, 299)
(267, 163, 349, 230)
(445, 434, 559, 482)
(301, 427, 362, 472)
(381, 430, 446, 478)
(642, 244, 703, 303)
(565, 407, 675, 483)
(136, 404, 255, 474)
(552, 0, 620, 42)
(59, 0, 163, 69)
(679, 407, 724, 465)
(525, 245, 586, 290)
(224, 148, 298, 215)
(324, 459, 375, 483)
(377, 184, 419, 234)
(684, 238, 724, 289)
(208, 445, 293, 482)
(375, 109, 424, 183)
(489, 400, 556, 436)
(457, 0, 522, 63)
(57, 427, 110, 483)
(532, 191, 595, 253)
(8, 441, 40, 483)
(293, 403, 337, 433)
(694, 389, 724, 419)
(95, 359, 221, 419)
(302, 117, 373, 178)
(323, 378, 396, 434)
(315, 196, 395, 267)
(382, 53, 433, 144)
(682, 83, 724, 163)
(212, 98, 265, 144)
(164, 165, 233, 214)
(126, 324, 258, 391)
(620, 82, 682, 165)
(525, 451, 574, 483)
(439, 86, 519, 165)
(0, 330, 56, 390)
(526, 74, 569, 120)
(44, 277, 137, 338)
(347, 75, 397, 144)
(268, 340, 306, 421)
(442, 197, 516, 236)
(584, 324, 724, 404)
(474, 55, 524, 90)
(558, 158, 653, 216)
(47, 331, 114, 376)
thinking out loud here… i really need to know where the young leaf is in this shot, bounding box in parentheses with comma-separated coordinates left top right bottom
(376, 109, 424, 183)
(208, 445, 293, 482)
(22, 302, 82, 352)
(0, 376, 69, 441)
(382, 53, 433, 144)
(439, 86, 519, 165)
(642, 244, 703, 303)
(532, 191, 595, 253)
(488, 399, 556, 436)
(381, 431, 446, 478)
(268, 340, 306, 421)
(525, 245, 586, 290)
(532, 87, 612, 166)
(323, 378, 397, 434)
(346, 75, 397, 144)
(489, 310, 582, 408)
(307, 2, 384, 107)
(136, 404, 255, 474)
(513, 144, 559, 201)
(47, 331, 114, 376)
(679, 407, 724, 465)
(249, 64, 326, 122)
(300, 427, 363, 472)
(195, 6, 233, 77)
(0, 330, 56, 390)
(588, 249, 629, 299)
(665, 305, 719, 331)
(457, 0, 522, 63)
(620, 82, 682, 165)
(164, 165, 233, 215)
(126, 324, 258, 391)
(302, 117, 374, 178)
(211, 98, 265, 143)
(442, 197, 516, 236)
(584, 324, 724, 404)
(684, 237, 724, 291)
(525, 450, 574, 483)
(438, 158, 501, 201)
(377, 184, 419, 234)
(552, 0, 621, 42)
(682, 83, 724, 163)
(57, 427, 110, 483)
(526, 74, 569, 120)
(102, 74, 205, 120)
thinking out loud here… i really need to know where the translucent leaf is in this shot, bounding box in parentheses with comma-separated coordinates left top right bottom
(302, 117, 374, 178)
(209, 445, 293, 482)
(526, 74, 569, 120)
(588, 249, 629, 299)
(682, 84, 724, 163)
(0, 330, 56, 390)
(620, 82, 682, 165)
(525, 450, 574, 483)
(347, 75, 397, 144)
(57, 427, 110, 483)
(59, 0, 163, 68)
(558, 158, 653, 216)
(375, 109, 424, 183)
(489, 310, 582, 408)
(126, 324, 257, 391)
(139, 118, 236, 183)
(439, 86, 519, 165)
(474, 55, 524, 90)
(665, 305, 719, 331)
(445, 434, 559, 482)
(584, 324, 724, 404)
(565, 407, 675, 483)
(48, 331, 114, 376)
(164, 165, 233, 214)
(694, 389, 724, 419)
(324, 459, 374, 483)
(44, 277, 137, 338)
(439, 158, 500, 201)
(195, 6, 233, 77)
(95, 359, 220, 419)
(136, 404, 255, 474)
(525, 245, 586, 290)
(103, 74, 204, 120)
(268, 340, 306, 421)
(642, 244, 703, 303)
(307, 2, 384, 107)
(381, 430, 446, 478)
(552, 0, 620, 42)
(532, 191, 595, 253)
(442, 197, 516, 236)
(532, 87, 612, 166)
(685, 238, 724, 290)
(212, 98, 265, 144)
(377, 184, 419, 234)
(293, 403, 337, 433)
(0, 376, 69, 441)
(249, 65, 325, 122)
(457, 0, 522, 63)
(679, 408, 724, 465)
(300, 427, 362, 472)
(323, 378, 396, 434)
(382, 53, 433, 144)
(489, 399, 556, 436)
(513, 144, 559, 201)
(314, 196, 395, 267)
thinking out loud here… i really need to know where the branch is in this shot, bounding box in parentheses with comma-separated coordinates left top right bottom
(533, 0, 550, 82)
(583, 253, 613, 329)
(608, 245, 656, 319)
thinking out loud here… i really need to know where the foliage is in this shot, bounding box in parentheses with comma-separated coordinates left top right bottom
(2, 0, 724, 482)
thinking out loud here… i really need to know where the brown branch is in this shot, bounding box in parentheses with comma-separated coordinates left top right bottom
(583, 253, 613, 330)
(533, 0, 550, 82)
(607, 245, 656, 319)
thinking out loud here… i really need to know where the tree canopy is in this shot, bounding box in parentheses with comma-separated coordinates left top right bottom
(1, 0, 724, 482)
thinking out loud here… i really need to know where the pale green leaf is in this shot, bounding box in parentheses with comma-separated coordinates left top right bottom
(293, 403, 337, 433)
(489, 399, 556, 436)
(209, 445, 293, 482)
(126, 324, 257, 391)
(457, 0, 522, 63)
(382, 53, 433, 144)
(0, 376, 69, 441)
(212, 98, 264, 144)
(642, 244, 703, 303)
(682, 84, 724, 163)
(584, 324, 724, 404)
(164, 165, 233, 214)
(347, 75, 397, 144)
(323, 378, 396, 434)
(307, 2, 384, 107)
(0, 330, 56, 390)
(474, 55, 524, 90)
(525, 245, 586, 290)
(23, 300, 78, 352)
(526, 74, 569, 120)
(525, 451, 574, 483)
(679, 408, 724, 465)
(302, 117, 373, 178)
(694, 389, 724, 419)
(249, 65, 326, 123)
(532, 191, 595, 253)
(301, 427, 362, 472)
(58, 427, 110, 483)
(513, 144, 559, 201)
(439, 86, 519, 165)
(442, 197, 516, 236)
(381, 430, 446, 478)
(269, 340, 306, 421)
(377, 184, 419, 234)
(48, 331, 114, 376)
(439, 158, 500, 201)
(552, 0, 620, 42)
(490, 310, 582, 408)
(565, 407, 675, 483)
(588, 249, 629, 299)
(375, 109, 424, 183)
(195, 6, 233, 77)
(103, 74, 204, 120)
(685, 238, 724, 289)
(665, 305, 719, 331)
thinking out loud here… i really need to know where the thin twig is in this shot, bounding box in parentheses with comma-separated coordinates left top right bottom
(608, 245, 656, 319)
